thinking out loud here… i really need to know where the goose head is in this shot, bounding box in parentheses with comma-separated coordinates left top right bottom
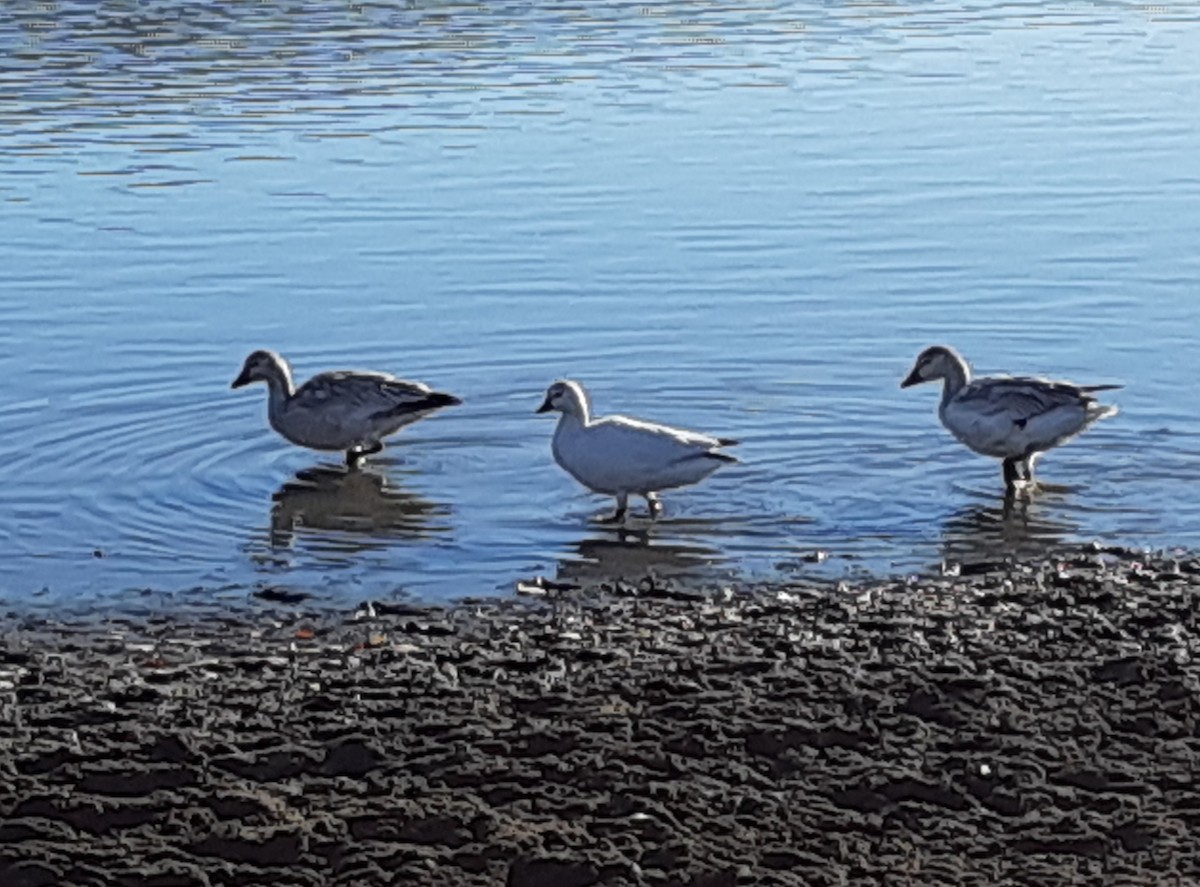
(232, 349, 292, 391)
(901, 345, 970, 390)
(536, 379, 591, 420)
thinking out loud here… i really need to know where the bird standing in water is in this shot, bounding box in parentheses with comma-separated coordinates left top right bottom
(901, 345, 1120, 491)
(232, 349, 460, 467)
(536, 379, 738, 521)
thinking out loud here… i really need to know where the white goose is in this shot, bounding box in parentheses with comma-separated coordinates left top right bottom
(536, 379, 738, 521)
(232, 350, 460, 466)
(901, 345, 1120, 490)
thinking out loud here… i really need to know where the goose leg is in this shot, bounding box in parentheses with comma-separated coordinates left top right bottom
(644, 492, 663, 520)
(1002, 458, 1021, 490)
(610, 493, 629, 524)
(1021, 453, 1039, 483)
(346, 441, 384, 468)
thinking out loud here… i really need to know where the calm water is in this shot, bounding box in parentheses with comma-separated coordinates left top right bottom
(2, 1, 1199, 610)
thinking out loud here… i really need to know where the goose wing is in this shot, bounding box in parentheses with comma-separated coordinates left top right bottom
(559, 414, 736, 493)
(292, 371, 454, 423)
(946, 376, 1120, 455)
(292, 372, 429, 412)
(957, 376, 1115, 419)
(599, 415, 734, 456)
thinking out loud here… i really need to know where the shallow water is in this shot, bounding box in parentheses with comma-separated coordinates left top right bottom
(2, 1, 1198, 610)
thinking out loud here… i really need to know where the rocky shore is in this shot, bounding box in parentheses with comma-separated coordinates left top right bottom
(2, 547, 1199, 886)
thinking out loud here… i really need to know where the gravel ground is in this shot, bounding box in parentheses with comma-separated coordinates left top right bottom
(2, 546, 1199, 886)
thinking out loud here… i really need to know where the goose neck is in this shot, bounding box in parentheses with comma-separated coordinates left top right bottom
(939, 359, 970, 405)
(264, 368, 295, 417)
(557, 410, 588, 433)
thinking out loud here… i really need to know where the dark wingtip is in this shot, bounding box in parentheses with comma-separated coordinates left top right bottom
(429, 391, 462, 408)
(708, 451, 739, 465)
(717, 437, 740, 448)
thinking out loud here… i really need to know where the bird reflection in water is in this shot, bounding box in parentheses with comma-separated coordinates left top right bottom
(556, 520, 730, 588)
(941, 489, 1076, 569)
(269, 464, 451, 553)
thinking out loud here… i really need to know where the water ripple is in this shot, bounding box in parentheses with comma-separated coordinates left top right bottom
(1, 0, 1198, 607)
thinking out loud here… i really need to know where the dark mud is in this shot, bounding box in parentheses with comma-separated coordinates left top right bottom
(2, 547, 1200, 886)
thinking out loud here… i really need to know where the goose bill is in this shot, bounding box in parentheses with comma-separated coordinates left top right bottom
(900, 369, 923, 388)
(535, 395, 554, 413)
(231, 369, 253, 389)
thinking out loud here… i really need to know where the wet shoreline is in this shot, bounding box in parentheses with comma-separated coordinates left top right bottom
(2, 546, 1199, 886)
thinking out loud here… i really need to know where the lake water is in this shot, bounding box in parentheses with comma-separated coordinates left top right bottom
(2, 0, 1198, 611)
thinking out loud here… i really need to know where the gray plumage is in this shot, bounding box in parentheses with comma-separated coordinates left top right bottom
(232, 350, 460, 465)
(901, 345, 1120, 489)
(953, 377, 1121, 418)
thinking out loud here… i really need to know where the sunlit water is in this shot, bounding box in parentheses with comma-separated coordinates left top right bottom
(2, 1, 1198, 611)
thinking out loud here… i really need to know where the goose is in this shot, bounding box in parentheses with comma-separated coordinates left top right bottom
(536, 379, 738, 521)
(901, 345, 1120, 490)
(232, 350, 461, 466)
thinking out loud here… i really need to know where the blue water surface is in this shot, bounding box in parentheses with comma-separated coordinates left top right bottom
(1, 1, 1198, 610)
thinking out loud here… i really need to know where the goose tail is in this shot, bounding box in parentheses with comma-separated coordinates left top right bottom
(1081, 384, 1120, 423)
(371, 390, 461, 421)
